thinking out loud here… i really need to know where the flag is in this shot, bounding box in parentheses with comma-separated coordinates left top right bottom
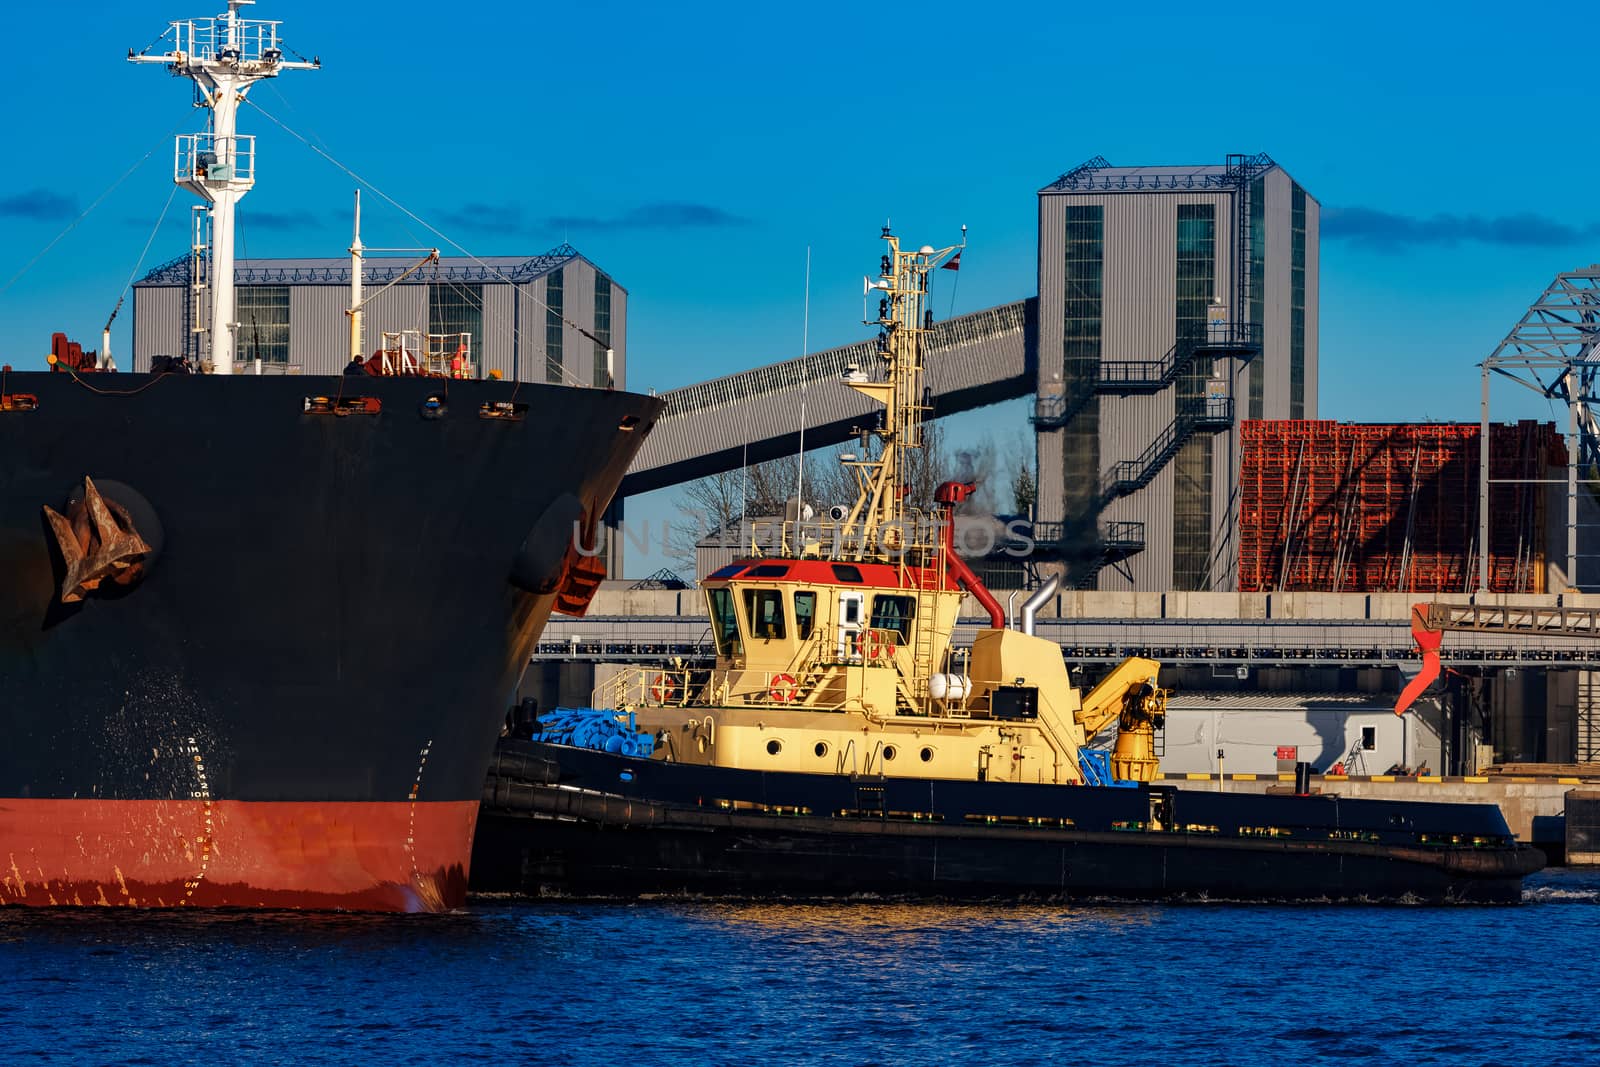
(942, 251, 962, 271)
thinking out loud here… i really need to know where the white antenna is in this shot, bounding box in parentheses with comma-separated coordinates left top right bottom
(131, 1, 318, 375)
(795, 246, 811, 518)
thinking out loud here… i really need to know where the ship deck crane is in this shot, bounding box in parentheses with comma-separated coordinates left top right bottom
(1071, 657, 1169, 782)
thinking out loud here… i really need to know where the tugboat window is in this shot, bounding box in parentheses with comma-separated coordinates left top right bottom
(794, 591, 817, 640)
(871, 595, 916, 642)
(707, 587, 742, 656)
(743, 589, 786, 640)
(1362, 725, 1376, 751)
(831, 564, 864, 583)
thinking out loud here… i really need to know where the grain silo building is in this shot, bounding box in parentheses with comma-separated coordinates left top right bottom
(130, 244, 625, 389)
(1034, 155, 1319, 591)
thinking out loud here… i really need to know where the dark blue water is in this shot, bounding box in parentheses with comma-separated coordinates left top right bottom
(5, 871, 1598, 1066)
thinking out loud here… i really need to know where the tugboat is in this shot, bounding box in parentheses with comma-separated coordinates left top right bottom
(473, 229, 1542, 904)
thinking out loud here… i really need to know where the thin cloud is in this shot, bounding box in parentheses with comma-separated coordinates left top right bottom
(546, 202, 749, 232)
(242, 209, 327, 231)
(0, 189, 78, 221)
(1324, 206, 1600, 250)
(436, 200, 748, 235)
(436, 202, 529, 233)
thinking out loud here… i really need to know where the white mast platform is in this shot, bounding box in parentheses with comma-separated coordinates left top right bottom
(131, 1, 317, 375)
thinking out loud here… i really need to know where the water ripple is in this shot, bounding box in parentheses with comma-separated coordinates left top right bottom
(2, 870, 1598, 1065)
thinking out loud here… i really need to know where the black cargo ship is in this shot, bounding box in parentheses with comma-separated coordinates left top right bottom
(1, 371, 659, 910)
(1, 0, 666, 912)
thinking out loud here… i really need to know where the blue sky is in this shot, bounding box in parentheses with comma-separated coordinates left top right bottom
(2, 2, 1595, 572)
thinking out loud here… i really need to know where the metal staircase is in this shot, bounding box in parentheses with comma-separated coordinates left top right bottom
(1099, 398, 1235, 507)
(1098, 323, 1261, 391)
(1020, 520, 1147, 588)
(1029, 387, 1095, 429)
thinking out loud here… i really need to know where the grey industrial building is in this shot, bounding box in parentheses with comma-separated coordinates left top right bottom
(130, 243, 625, 388)
(1034, 154, 1320, 591)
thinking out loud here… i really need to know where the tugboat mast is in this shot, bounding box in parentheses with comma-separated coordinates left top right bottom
(131, 1, 317, 375)
(841, 228, 961, 555)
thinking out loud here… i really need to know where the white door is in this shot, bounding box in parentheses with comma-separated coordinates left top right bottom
(837, 591, 865, 661)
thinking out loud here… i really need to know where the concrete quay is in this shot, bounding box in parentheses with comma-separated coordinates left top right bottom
(547, 588, 1600, 666)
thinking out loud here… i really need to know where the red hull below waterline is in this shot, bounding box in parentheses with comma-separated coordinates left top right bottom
(0, 799, 479, 912)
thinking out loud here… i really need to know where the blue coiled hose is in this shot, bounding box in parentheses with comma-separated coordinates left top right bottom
(534, 707, 655, 758)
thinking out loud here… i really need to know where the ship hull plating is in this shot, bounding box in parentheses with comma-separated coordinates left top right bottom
(0, 372, 661, 911)
(473, 742, 1544, 904)
(0, 798, 478, 911)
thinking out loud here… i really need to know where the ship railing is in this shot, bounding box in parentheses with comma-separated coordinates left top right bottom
(378, 330, 424, 375)
(175, 133, 255, 188)
(238, 360, 304, 375)
(605, 659, 925, 714)
(423, 332, 477, 379)
(744, 511, 943, 564)
(598, 665, 696, 709)
(169, 15, 285, 64)
(823, 624, 903, 666)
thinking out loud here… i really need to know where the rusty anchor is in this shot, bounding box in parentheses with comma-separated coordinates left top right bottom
(42, 477, 153, 603)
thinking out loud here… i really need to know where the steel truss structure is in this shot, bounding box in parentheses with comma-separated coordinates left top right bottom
(1479, 266, 1600, 591)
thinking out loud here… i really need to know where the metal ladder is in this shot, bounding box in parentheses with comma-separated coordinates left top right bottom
(187, 205, 211, 363)
(908, 548, 945, 712)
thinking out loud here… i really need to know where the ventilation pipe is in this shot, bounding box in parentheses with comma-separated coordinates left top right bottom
(934, 481, 1004, 628)
(1019, 574, 1061, 636)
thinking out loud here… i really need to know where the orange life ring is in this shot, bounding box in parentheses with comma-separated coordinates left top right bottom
(650, 673, 678, 704)
(770, 673, 798, 703)
(856, 629, 891, 661)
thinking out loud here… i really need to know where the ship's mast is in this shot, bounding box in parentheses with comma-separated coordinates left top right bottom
(131, 1, 317, 375)
(840, 228, 961, 555)
(349, 189, 363, 363)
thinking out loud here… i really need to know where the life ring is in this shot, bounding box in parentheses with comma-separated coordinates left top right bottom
(855, 629, 889, 661)
(650, 673, 678, 704)
(770, 673, 798, 703)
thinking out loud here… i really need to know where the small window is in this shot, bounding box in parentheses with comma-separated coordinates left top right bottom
(883, 745, 898, 761)
(709, 564, 745, 579)
(743, 589, 786, 640)
(794, 591, 817, 640)
(747, 564, 790, 578)
(814, 741, 830, 758)
(831, 564, 864, 583)
(871, 595, 916, 643)
(919, 747, 934, 763)
(708, 587, 742, 656)
(766, 739, 783, 755)
(1362, 726, 1376, 751)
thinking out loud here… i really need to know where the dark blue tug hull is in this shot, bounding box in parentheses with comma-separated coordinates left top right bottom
(473, 740, 1544, 904)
